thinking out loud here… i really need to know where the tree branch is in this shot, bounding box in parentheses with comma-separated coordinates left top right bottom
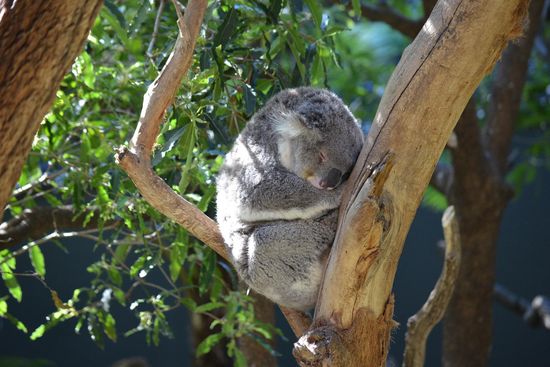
(360, 4, 423, 38)
(293, 0, 530, 365)
(0, 206, 115, 250)
(114, 0, 311, 338)
(494, 283, 550, 330)
(403, 206, 461, 367)
(146, 0, 165, 59)
(325, 0, 423, 39)
(115, 0, 227, 258)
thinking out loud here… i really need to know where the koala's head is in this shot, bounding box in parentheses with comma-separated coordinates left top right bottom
(272, 88, 364, 190)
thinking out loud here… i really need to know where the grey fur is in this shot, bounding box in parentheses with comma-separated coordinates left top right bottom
(216, 87, 364, 311)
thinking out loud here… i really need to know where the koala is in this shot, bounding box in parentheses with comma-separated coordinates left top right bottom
(216, 87, 364, 311)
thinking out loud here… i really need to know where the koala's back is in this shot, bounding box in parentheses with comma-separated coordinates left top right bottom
(216, 87, 363, 310)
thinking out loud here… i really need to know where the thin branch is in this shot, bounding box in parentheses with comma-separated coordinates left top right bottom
(147, 0, 165, 59)
(403, 206, 461, 367)
(494, 283, 550, 330)
(115, 0, 227, 258)
(360, 4, 423, 38)
(114, 0, 311, 337)
(0, 226, 116, 267)
(494, 283, 530, 315)
(11, 167, 67, 201)
(0, 206, 118, 250)
(327, 0, 423, 38)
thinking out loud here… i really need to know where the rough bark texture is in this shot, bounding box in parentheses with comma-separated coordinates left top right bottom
(442, 1, 545, 366)
(293, 1, 530, 365)
(0, 0, 103, 217)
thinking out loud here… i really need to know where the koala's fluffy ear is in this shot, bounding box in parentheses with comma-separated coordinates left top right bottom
(273, 111, 319, 140)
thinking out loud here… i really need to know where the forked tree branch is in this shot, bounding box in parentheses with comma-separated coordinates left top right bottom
(403, 206, 461, 367)
(115, 0, 226, 258)
(114, 0, 311, 337)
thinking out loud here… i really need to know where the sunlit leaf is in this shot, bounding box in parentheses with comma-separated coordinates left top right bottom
(29, 245, 46, 278)
(1, 263, 22, 302)
(30, 325, 46, 340)
(196, 333, 224, 356)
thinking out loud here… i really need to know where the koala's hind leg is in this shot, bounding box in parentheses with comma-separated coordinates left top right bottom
(237, 211, 338, 311)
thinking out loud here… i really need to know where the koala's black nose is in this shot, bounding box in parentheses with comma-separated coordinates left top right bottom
(320, 168, 342, 189)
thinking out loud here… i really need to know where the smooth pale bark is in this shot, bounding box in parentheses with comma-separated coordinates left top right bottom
(0, 0, 103, 217)
(293, 1, 529, 366)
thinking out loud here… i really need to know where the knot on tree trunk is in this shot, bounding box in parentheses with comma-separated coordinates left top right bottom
(293, 302, 396, 367)
(293, 324, 348, 367)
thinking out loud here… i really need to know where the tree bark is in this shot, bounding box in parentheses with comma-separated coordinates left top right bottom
(443, 1, 545, 366)
(293, 1, 529, 366)
(0, 0, 103, 218)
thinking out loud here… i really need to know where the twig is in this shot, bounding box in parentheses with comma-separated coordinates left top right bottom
(147, 0, 165, 59)
(0, 226, 117, 267)
(403, 206, 461, 367)
(494, 283, 550, 330)
(11, 167, 67, 200)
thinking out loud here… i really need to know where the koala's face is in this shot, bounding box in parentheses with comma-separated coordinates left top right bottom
(287, 127, 362, 190)
(274, 88, 364, 190)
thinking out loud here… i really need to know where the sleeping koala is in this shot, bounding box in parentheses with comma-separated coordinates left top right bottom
(216, 87, 364, 311)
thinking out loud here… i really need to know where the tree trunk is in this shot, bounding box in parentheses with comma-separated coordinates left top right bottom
(293, 1, 530, 366)
(0, 0, 103, 217)
(443, 1, 545, 366)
